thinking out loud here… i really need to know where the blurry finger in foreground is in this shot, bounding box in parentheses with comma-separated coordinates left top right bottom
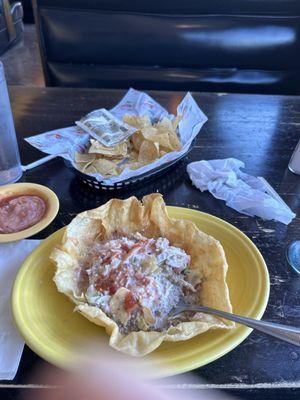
(25, 344, 235, 400)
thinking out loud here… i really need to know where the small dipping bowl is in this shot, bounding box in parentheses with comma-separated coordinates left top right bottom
(0, 183, 59, 243)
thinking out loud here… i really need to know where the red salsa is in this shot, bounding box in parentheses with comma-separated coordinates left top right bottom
(0, 195, 46, 234)
(124, 291, 138, 313)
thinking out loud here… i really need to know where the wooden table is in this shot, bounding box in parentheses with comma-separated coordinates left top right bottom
(1, 86, 300, 400)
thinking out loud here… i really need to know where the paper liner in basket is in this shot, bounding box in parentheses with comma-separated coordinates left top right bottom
(50, 194, 234, 357)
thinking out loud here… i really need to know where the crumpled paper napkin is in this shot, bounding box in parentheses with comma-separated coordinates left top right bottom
(187, 158, 296, 225)
(0, 240, 40, 380)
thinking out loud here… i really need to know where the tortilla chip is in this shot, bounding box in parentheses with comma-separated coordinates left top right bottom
(124, 114, 151, 129)
(82, 164, 98, 174)
(168, 131, 181, 151)
(140, 127, 158, 140)
(129, 150, 139, 161)
(119, 160, 145, 172)
(74, 152, 96, 163)
(159, 150, 167, 157)
(89, 139, 128, 158)
(155, 117, 182, 151)
(156, 117, 174, 131)
(131, 131, 144, 152)
(150, 133, 174, 150)
(138, 140, 159, 163)
(51, 194, 234, 357)
(74, 161, 85, 170)
(75, 161, 94, 173)
(129, 161, 145, 170)
(87, 158, 119, 176)
(75, 145, 123, 176)
(172, 114, 182, 130)
(117, 151, 143, 173)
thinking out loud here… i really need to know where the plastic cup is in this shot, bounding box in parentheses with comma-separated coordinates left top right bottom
(0, 61, 22, 185)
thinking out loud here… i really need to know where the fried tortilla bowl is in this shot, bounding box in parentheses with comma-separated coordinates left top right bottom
(51, 194, 234, 356)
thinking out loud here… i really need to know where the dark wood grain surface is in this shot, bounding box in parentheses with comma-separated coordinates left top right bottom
(1, 86, 300, 400)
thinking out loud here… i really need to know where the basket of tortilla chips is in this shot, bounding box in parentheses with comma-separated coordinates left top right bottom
(25, 89, 207, 190)
(51, 193, 234, 357)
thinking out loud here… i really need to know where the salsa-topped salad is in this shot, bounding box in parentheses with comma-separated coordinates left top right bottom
(77, 233, 198, 333)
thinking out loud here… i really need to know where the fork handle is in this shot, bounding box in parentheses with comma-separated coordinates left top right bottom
(183, 306, 300, 347)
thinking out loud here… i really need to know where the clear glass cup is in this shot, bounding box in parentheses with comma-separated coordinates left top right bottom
(0, 61, 22, 185)
(287, 241, 300, 275)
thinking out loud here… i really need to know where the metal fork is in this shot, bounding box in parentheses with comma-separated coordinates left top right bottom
(170, 299, 300, 346)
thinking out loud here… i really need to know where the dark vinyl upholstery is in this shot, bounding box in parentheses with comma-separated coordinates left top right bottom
(33, 0, 300, 94)
(21, 0, 34, 22)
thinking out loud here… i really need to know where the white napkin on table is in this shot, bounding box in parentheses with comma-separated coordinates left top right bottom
(0, 240, 40, 380)
(187, 158, 296, 225)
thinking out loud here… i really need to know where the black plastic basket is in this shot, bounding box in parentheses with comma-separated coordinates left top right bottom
(64, 139, 195, 192)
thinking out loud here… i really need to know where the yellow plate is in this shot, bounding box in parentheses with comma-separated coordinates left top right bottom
(0, 183, 59, 243)
(12, 207, 269, 377)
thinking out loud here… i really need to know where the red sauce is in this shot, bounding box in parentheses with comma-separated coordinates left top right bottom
(121, 238, 148, 253)
(124, 291, 138, 313)
(0, 195, 46, 234)
(95, 272, 117, 295)
(94, 238, 151, 297)
(135, 272, 150, 286)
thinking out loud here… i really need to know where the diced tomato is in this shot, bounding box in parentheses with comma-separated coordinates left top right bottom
(135, 272, 149, 286)
(108, 283, 117, 295)
(95, 272, 117, 295)
(133, 239, 148, 248)
(102, 253, 112, 264)
(100, 249, 122, 266)
(124, 291, 138, 313)
(121, 243, 132, 252)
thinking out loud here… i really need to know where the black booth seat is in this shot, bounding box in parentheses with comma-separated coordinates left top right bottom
(33, 0, 300, 95)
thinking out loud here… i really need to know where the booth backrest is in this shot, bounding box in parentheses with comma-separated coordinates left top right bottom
(33, 0, 300, 94)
